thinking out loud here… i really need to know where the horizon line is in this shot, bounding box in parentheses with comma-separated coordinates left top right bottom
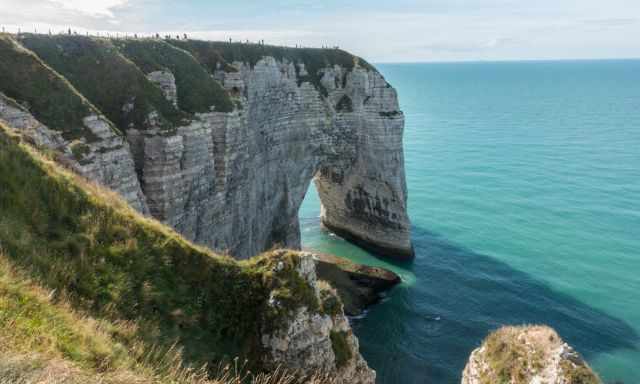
(373, 57, 640, 65)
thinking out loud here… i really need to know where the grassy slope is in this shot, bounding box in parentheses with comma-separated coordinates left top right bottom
(114, 40, 234, 113)
(0, 35, 106, 142)
(0, 123, 326, 374)
(0, 256, 152, 383)
(18, 34, 188, 133)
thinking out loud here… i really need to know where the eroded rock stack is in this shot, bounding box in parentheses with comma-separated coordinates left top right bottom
(462, 326, 601, 384)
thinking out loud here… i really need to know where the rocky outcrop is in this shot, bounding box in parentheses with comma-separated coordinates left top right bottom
(462, 326, 601, 384)
(0, 93, 149, 214)
(146, 70, 178, 107)
(261, 253, 375, 384)
(313, 252, 401, 316)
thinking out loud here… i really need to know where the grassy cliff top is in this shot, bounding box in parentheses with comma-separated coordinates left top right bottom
(171, 39, 375, 91)
(17, 34, 190, 133)
(3, 33, 380, 141)
(0, 123, 334, 374)
(170, 39, 375, 72)
(0, 35, 111, 141)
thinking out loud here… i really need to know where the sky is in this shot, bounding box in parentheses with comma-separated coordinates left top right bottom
(1, 0, 639, 62)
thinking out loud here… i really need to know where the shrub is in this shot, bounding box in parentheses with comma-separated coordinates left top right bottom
(329, 331, 352, 368)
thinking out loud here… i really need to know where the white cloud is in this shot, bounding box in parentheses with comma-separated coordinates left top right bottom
(50, 0, 128, 17)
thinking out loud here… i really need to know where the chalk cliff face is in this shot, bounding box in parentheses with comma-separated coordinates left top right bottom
(137, 57, 412, 259)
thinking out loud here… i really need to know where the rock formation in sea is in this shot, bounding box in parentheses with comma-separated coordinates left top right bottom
(462, 325, 601, 384)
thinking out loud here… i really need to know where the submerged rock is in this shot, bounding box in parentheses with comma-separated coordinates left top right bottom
(462, 325, 601, 384)
(313, 252, 401, 316)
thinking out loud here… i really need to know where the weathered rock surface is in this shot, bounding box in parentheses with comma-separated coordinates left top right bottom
(313, 252, 401, 316)
(261, 253, 375, 384)
(462, 326, 601, 384)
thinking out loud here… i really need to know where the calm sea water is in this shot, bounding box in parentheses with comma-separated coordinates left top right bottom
(299, 60, 640, 384)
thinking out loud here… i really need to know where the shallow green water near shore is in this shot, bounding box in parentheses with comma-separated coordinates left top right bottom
(300, 60, 640, 383)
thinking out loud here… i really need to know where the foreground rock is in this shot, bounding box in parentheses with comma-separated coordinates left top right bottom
(312, 252, 401, 316)
(462, 325, 601, 384)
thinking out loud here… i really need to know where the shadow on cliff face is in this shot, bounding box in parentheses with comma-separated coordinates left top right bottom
(349, 225, 639, 384)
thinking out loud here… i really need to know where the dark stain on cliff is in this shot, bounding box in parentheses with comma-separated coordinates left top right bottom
(344, 186, 401, 229)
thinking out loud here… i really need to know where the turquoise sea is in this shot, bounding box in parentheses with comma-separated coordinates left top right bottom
(299, 60, 640, 383)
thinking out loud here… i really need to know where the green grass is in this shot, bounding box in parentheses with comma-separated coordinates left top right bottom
(114, 40, 234, 114)
(18, 34, 188, 133)
(4, 35, 376, 139)
(0, 124, 323, 373)
(0, 35, 104, 142)
(0, 259, 132, 372)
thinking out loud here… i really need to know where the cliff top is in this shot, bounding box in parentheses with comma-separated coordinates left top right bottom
(1, 33, 377, 141)
(16, 34, 190, 132)
(169, 39, 376, 87)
